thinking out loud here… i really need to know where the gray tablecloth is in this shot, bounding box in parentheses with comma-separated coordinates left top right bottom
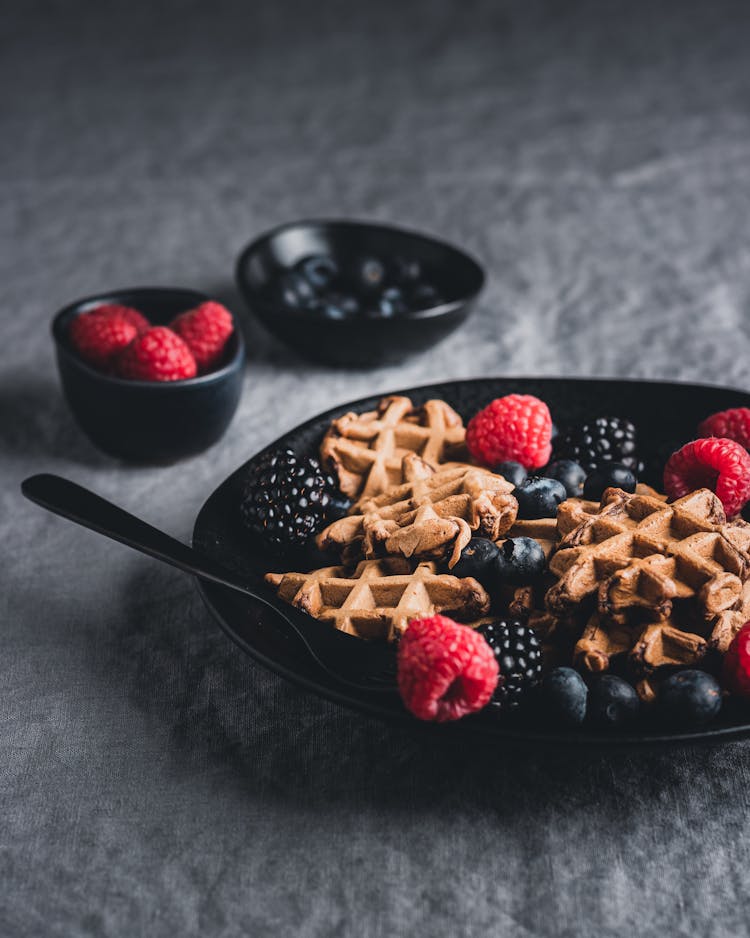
(4, 1, 750, 935)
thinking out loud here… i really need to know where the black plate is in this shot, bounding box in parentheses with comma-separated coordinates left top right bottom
(192, 376, 750, 747)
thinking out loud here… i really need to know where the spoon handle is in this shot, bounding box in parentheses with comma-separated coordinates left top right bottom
(21, 473, 256, 598)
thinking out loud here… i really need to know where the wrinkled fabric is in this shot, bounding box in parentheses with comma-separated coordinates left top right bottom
(3, 0, 750, 935)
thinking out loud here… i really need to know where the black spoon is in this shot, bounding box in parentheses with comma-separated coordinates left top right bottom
(21, 473, 397, 692)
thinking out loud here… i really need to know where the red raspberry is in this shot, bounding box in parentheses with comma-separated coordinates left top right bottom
(69, 311, 137, 370)
(170, 301, 234, 372)
(397, 615, 499, 722)
(88, 303, 151, 334)
(723, 622, 750, 697)
(663, 437, 750, 517)
(466, 394, 552, 470)
(115, 326, 197, 382)
(698, 407, 750, 451)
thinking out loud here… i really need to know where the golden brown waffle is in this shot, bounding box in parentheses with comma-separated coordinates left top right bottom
(320, 395, 468, 499)
(574, 612, 709, 673)
(265, 558, 490, 642)
(711, 578, 750, 652)
(555, 485, 662, 540)
(543, 486, 750, 675)
(318, 459, 517, 566)
(547, 488, 750, 622)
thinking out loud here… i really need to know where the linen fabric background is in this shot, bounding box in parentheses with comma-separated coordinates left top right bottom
(3, 1, 750, 935)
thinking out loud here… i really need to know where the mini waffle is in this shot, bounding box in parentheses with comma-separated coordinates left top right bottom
(574, 612, 709, 674)
(547, 488, 750, 623)
(543, 486, 750, 675)
(318, 459, 517, 566)
(711, 578, 750, 653)
(320, 395, 468, 499)
(265, 558, 490, 642)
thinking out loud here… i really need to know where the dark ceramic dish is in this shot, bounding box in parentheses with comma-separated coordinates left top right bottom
(235, 219, 485, 366)
(192, 376, 750, 748)
(52, 287, 245, 462)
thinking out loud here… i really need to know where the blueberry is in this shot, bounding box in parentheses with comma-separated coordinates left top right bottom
(354, 256, 386, 291)
(545, 459, 587, 498)
(513, 477, 568, 519)
(494, 536, 547, 584)
(541, 667, 588, 727)
(378, 286, 408, 317)
(393, 256, 422, 283)
(276, 271, 318, 309)
(657, 670, 722, 728)
(583, 462, 637, 500)
(452, 537, 500, 582)
(321, 292, 360, 320)
(493, 461, 528, 488)
(587, 675, 640, 729)
(408, 282, 443, 309)
(295, 254, 338, 291)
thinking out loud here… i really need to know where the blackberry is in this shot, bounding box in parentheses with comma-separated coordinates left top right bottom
(478, 619, 543, 711)
(240, 449, 349, 550)
(555, 417, 640, 475)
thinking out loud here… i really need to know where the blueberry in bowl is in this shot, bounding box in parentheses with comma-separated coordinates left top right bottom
(235, 219, 485, 366)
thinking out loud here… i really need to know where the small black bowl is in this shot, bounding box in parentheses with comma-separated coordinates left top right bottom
(235, 219, 485, 366)
(52, 287, 245, 463)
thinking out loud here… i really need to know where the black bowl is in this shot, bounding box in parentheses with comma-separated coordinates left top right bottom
(235, 219, 486, 366)
(52, 287, 245, 463)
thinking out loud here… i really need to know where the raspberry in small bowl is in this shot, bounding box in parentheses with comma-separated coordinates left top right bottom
(52, 287, 245, 462)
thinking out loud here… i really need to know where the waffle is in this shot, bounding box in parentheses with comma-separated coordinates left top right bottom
(320, 395, 468, 499)
(711, 578, 750, 652)
(547, 488, 750, 621)
(265, 558, 490, 642)
(544, 487, 750, 674)
(574, 612, 709, 673)
(318, 458, 517, 566)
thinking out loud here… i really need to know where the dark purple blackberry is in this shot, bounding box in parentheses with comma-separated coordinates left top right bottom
(240, 449, 350, 550)
(555, 417, 640, 475)
(478, 619, 543, 710)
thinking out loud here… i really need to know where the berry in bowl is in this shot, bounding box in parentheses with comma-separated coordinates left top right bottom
(235, 219, 485, 366)
(52, 287, 245, 462)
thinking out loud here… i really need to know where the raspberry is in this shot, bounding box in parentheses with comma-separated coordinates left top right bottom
(698, 407, 750, 451)
(397, 615, 499, 722)
(466, 394, 552, 470)
(723, 622, 750, 697)
(170, 301, 234, 372)
(69, 311, 137, 370)
(88, 303, 151, 334)
(115, 326, 197, 382)
(663, 438, 750, 517)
